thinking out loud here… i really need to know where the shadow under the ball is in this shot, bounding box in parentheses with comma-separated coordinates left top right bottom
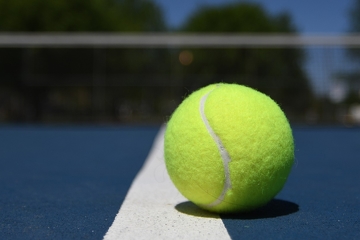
(175, 199, 299, 220)
(220, 199, 299, 220)
(175, 201, 221, 218)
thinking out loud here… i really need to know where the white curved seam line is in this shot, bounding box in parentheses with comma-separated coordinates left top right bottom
(199, 85, 232, 207)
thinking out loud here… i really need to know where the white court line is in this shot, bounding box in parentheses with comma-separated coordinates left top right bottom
(103, 126, 231, 240)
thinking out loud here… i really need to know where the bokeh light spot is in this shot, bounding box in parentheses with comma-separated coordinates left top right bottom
(179, 50, 194, 66)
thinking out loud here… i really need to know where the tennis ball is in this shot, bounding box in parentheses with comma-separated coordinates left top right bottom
(164, 83, 294, 213)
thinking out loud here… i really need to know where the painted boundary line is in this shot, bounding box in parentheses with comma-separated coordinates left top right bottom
(103, 126, 230, 240)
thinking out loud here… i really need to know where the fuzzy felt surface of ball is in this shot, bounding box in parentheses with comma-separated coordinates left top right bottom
(164, 83, 294, 213)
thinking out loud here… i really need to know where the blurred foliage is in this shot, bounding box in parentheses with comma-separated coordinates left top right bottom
(183, 4, 285, 33)
(0, 0, 165, 31)
(0, 0, 166, 81)
(0, 0, 168, 122)
(348, 0, 360, 60)
(340, 0, 360, 107)
(178, 3, 313, 120)
(0, 0, 166, 82)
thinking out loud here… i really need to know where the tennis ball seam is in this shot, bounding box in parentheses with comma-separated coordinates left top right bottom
(199, 84, 232, 207)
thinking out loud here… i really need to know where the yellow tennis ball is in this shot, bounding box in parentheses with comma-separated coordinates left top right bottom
(164, 83, 294, 213)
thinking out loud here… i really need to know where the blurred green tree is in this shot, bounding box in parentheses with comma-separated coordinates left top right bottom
(0, 0, 165, 31)
(331, 0, 360, 114)
(347, 0, 360, 65)
(0, 0, 168, 122)
(177, 3, 313, 120)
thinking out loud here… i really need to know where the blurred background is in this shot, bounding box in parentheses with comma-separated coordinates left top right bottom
(0, 0, 360, 125)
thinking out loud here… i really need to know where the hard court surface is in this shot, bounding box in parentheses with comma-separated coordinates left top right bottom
(0, 125, 359, 239)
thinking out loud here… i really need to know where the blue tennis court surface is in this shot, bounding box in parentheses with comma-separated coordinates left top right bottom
(0, 125, 359, 239)
(0, 126, 159, 239)
(222, 127, 360, 239)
